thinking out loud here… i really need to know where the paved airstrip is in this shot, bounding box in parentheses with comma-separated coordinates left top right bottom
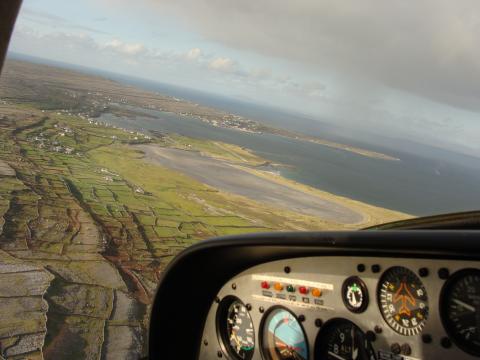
(138, 145, 364, 224)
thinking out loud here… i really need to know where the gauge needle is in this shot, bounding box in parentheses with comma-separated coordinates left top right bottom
(351, 326, 358, 359)
(453, 298, 476, 312)
(328, 351, 347, 360)
(231, 332, 241, 349)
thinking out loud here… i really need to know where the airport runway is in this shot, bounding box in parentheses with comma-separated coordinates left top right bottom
(138, 145, 364, 224)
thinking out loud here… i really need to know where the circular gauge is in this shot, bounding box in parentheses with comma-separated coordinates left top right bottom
(261, 307, 308, 360)
(378, 266, 429, 336)
(217, 296, 255, 360)
(440, 269, 480, 356)
(342, 276, 369, 313)
(315, 318, 377, 360)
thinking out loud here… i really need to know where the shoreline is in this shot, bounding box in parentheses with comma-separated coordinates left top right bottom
(107, 102, 401, 162)
(234, 164, 410, 228)
(137, 144, 410, 227)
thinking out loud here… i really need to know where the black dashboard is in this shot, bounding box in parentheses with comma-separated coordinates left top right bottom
(148, 230, 480, 360)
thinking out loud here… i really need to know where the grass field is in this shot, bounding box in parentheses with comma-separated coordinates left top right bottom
(0, 103, 410, 359)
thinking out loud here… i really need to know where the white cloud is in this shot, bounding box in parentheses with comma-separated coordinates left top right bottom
(103, 39, 146, 56)
(185, 47, 202, 60)
(208, 57, 236, 72)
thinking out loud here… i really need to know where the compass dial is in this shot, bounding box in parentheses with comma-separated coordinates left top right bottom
(441, 269, 480, 356)
(378, 266, 429, 336)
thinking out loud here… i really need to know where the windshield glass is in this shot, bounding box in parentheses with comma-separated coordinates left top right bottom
(1, 1, 479, 358)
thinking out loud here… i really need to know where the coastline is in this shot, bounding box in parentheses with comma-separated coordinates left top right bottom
(137, 143, 410, 228)
(234, 164, 411, 228)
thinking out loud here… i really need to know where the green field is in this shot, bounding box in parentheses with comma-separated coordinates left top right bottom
(0, 104, 351, 359)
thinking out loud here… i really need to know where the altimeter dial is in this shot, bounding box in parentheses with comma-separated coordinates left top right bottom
(315, 319, 377, 360)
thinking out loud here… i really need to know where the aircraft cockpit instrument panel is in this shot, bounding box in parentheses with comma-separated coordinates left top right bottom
(199, 257, 480, 360)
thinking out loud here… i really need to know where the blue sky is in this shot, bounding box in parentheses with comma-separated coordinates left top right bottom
(8, 0, 480, 156)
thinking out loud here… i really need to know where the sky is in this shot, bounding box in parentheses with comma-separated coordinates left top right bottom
(7, 0, 480, 157)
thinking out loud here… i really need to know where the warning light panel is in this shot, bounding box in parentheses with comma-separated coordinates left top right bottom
(252, 275, 333, 310)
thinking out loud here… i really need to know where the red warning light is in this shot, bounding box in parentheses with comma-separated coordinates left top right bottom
(299, 286, 308, 295)
(261, 281, 270, 289)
